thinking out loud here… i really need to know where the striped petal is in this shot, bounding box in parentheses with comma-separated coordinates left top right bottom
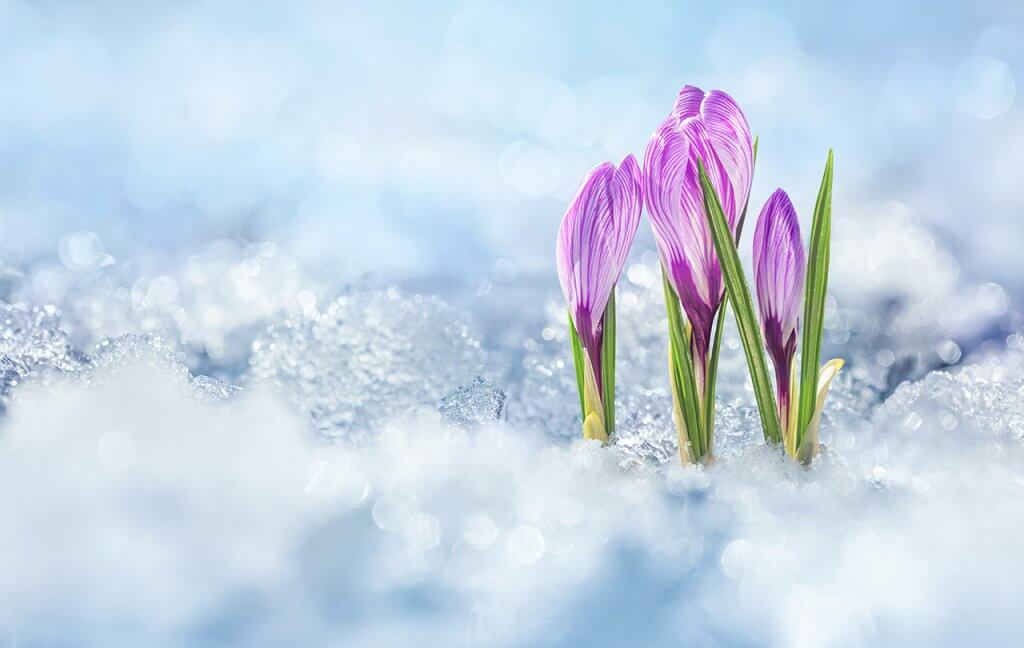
(671, 85, 706, 120)
(644, 85, 753, 360)
(664, 86, 753, 228)
(753, 188, 805, 370)
(644, 123, 717, 357)
(556, 154, 643, 354)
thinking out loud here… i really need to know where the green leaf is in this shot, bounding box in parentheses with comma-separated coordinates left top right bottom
(600, 291, 616, 436)
(698, 159, 782, 444)
(734, 135, 759, 239)
(704, 134, 758, 448)
(704, 301, 726, 450)
(568, 310, 586, 422)
(796, 150, 834, 450)
(662, 271, 705, 458)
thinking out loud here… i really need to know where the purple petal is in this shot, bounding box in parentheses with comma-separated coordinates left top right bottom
(556, 154, 643, 357)
(643, 86, 753, 361)
(753, 188, 805, 371)
(671, 85, 705, 120)
(699, 91, 754, 227)
(644, 123, 717, 357)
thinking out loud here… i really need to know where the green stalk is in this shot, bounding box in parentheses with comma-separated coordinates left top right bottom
(796, 151, 834, 450)
(662, 271, 705, 458)
(704, 303, 725, 452)
(568, 310, 586, 422)
(703, 136, 759, 447)
(600, 291, 616, 436)
(698, 160, 782, 444)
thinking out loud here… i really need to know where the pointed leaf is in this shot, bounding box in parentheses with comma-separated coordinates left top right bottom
(698, 160, 782, 444)
(797, 151, 834, 449)
(705, 135, 758, 447)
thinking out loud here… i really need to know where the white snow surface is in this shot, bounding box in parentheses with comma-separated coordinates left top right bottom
(1, 241, 1023, 646)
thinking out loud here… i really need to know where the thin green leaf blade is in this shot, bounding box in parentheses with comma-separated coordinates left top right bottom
(704, 299, 726, 449)
(734, 135, 759, 239)
(568, 310, 586, 422)
(797, 150, 834, 449)
(705, 134, 758, 448)
(698, 160, 782, 444)
(600, 291, 616, 436)
(662, 270, 705, 458)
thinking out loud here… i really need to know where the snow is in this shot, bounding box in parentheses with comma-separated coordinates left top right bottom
(250, 289, 490, 443)
(2, 246, 1023, 645)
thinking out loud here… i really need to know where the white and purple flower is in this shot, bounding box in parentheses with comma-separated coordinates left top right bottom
(556, 155, 643, 441)
(753, 188, 806, 437)
(644, 86, 754, 384)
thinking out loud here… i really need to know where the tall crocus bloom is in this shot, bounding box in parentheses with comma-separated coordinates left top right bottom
(645, 85, 754, 462)
(557, 155, 643, 442)
(753, 189, 805, 441)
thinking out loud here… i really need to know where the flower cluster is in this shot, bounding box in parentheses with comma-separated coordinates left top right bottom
(556, 84, 841, 464)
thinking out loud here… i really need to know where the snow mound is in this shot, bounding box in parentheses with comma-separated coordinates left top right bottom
(251, 288, 488, 442)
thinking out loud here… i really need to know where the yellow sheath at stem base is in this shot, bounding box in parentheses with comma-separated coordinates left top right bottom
(796, 358, 844, 464)
(581, 353, 608, 443)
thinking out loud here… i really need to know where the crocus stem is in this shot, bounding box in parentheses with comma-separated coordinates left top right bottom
(691, 336, 710, 457)
(662, 270, 705, 461)
(774, 361, 792, 453)
(600, 292, 616, 436)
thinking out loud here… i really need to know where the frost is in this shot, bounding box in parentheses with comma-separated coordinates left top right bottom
(251, 288, 488, 442)
(439, 375, 507, 430)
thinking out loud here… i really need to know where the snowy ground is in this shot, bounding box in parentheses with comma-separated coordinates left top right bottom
(2, 1, 1024, 646)
(2, 207, 1023, 646)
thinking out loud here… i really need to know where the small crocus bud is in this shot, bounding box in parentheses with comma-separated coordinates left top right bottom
(753, 188, 806, 443)
(556, 155, 643, 442)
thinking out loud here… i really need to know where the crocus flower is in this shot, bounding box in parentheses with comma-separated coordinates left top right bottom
(645, 85, 753, 462)
(557, 155, 643, 441)
(753, 188, 806, 439)
(645, 86, 754, 385)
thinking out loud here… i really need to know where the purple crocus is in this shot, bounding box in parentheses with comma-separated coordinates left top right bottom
(753, 188, 806, 436)
(644, 86, 754, 385)
(556, 155, 642, 439)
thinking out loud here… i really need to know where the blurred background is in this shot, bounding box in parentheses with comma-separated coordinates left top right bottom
(1, 0, 1021, 292)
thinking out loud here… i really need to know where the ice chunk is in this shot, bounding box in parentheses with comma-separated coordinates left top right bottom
(250, 288, 488, 441)
(0, 302, 88, 404)
(439, 376, 507, 429)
